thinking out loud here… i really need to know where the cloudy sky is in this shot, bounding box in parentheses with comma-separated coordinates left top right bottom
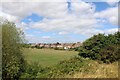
(0, 0, 119, 43)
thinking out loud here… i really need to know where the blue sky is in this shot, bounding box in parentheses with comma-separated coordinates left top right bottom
(1, 1, 118, 43)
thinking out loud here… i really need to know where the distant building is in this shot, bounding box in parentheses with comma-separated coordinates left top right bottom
(64, 43, 74, 49)
(51, 43, 57, 49)
(57, 43, 64, 49)
(30, 43, 37, 46)
(29, 42, 82, 49)
(72, 43, 82, 48)
(39, 43, 45, 47)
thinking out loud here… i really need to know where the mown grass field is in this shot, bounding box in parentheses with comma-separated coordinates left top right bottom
(23, 48, 79, 67)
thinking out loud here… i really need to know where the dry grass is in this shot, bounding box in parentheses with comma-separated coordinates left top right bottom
(67, 61, 118, 78)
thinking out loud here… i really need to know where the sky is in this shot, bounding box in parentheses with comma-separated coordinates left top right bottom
(0, 0, 119, 43)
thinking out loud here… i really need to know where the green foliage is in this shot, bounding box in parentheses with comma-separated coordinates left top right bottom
(36, 56, 93, 78)
(2, 20, 26, 78)
(54, 47, 65, 50)
(31, 46, 35, 48)
(0, 22, 2, 79)
(78, 32, 120, 63)
(54, 47, 59, 50)
(22, 43, 30, 48)
(35, 45, 42, 49)
(56, 42, 59, 44)
(20, 62, 43, 78)
(21, 56, 93, 78)
(99, 43, 119, 63)
(69, 47, 79, 51)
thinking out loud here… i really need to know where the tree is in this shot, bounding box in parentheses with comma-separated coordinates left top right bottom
(78, 32, 120, 63)
(0, 19, 2, 79)
(2, 20, 26, 78)
(56, 42, 59, 44)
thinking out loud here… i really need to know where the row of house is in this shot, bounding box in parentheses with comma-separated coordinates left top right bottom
(30, 42, 82, 49)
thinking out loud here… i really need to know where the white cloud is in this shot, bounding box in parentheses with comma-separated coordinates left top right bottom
(28, 2, 99, 36)
(16, 22, 30, 31)
(33, 31, 41, 33)
(26, 34, 34, 37)
(105, 28, 118, 34)
(94, 7, 118, 26)
(58, 31, 69, 35)
(1, 1, 118, 40)
(1, 0, 67, 2)
(42, 36, 51, 38)
(52, 33, 56, 35)
(101, 0, 119, 6)
(2, 2, 68, 19)
(74, 28, 104, 37)
(74, 28, 119, 37)
(0, 11, 19, 22)
(107, 2, 117, 6)
(71, 2, 96, 15)
(0, 11, 30, 31)
(28, 18, 32, 21)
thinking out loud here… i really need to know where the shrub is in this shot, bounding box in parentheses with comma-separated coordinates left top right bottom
(22, 43, 30, 48)
(20, 62, 43, 78)
(36, 56, 93, 78)
(54, 47, 59, 50)
(78, 32, 120, 63)
(79, 34, 106, 59)
(2, 20, 26, 78)
(99, 43, 119, 63)
(35, 45, 42, 49)
(31, 46, 35, 48)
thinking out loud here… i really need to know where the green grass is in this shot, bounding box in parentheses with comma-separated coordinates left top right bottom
(23, 48, 79, 67)
(22, 48, 118, 78)
(20, 54, 118, 78)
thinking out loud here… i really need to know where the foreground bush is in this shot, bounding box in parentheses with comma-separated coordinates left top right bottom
(20, 55, 118, 78)
(21, 56, 93, 78)
(69, 47, 79, 51)
(99, 43, 119, 63)
(2, 20, 26, 78)
(78, 32, 120, 63)
(20, 62, 42, 78)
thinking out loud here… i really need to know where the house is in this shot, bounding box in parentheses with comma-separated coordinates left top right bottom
(72, 42, 82, 48)
(38, 43, 41, 46)
(29, 42, 82, 49)
(44, 44, 50, 48)
(56, 43, 64, 49)
(51, 43, 57, 49)
(64, 43, 74, 49)
(48, 44, 52, 49)
(39, 43, 45, 47)
(30, 43, 37, 46)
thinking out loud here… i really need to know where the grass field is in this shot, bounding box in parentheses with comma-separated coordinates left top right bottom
(22, 48, 118, 78)
(23, 48, 79, 67)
